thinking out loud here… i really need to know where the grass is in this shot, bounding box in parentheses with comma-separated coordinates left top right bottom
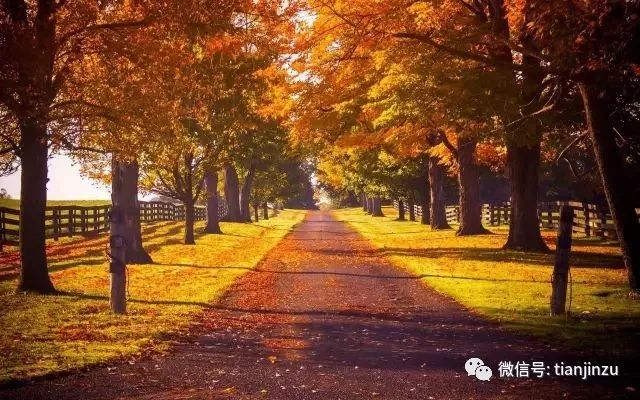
(333, 207, 640, 359)
(0, 199, 111, 209)
(0, 209, 305, 383)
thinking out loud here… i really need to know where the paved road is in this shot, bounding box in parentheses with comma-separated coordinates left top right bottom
(1, 211, 632, 399)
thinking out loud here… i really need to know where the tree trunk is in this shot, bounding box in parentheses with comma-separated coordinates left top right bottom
(184, 200, 196, 245)
(263, 203, 269, 220)
(17, 120, 56, 294)
(579, 82, 640, 292)
(203, 170, 222, 234)
(408, 196, 416, 221)
(429, 157, 450, 229)
(457, 138, 487, 235)
(367, 196, 374, 214)
(110, 158, 131, 314)
(224, 163, 242, 222)
(397, 199, 406, 220)
(240, 164, 256, 222)
(111, 159, 152, 264)
(362, 193, 367, 211)
(503, 142, 548, 251)
(371, 197, 384, 216)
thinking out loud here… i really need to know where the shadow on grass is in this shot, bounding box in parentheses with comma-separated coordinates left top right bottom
(379, 247, 624, 269)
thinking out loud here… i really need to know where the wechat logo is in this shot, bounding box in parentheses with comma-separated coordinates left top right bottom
(465, 357, 493, 381)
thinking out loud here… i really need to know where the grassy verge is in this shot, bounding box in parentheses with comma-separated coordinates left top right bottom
(334, 207, 640, 359)
(0, 210, 305, 383)
(0, 199, 111, 209)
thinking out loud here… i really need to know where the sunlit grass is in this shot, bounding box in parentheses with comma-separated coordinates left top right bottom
(0, 210, 305, 383)
(0, 199, 111, 209)
(334, 207, 640, 358)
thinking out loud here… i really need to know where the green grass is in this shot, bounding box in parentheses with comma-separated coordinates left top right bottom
(333, 207, 640, 359)
(0, 209, 305, 383)
(0, 199, 111, 209)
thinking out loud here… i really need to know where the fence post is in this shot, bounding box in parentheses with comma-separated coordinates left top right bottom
(68, 208, 74, 237)
(109, 206, 127, 314)
(52, 207, 59, 241)
(550, 205, 574, 316)
(0, 208, 4, 252)
(583, 203, 591, 237)
(80, 208, 86, 233)
(598, 206, 607, 240)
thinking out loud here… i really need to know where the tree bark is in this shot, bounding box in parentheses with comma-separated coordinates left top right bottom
(17, 120, 56, 294)
(371, 197, 384, 216)
(362, 193, 367, 212)
(397, 199, 406, 220)
(579, 82, 640, 292)
(184, 200, 196, 245)
(253, 203, 259, 222)
(408, 196, 416, 221)
(429, 157, 450, 229)
(262, 203, 269, 220)
(240, 164, 256, 222)
(503, 142, 548, 251)
(203, 170, 222, 234)
(367, 196, 374, 214)
(457, 138, 488, 235)
(223, 163, 242, 222)
(111, 159, 152, 264)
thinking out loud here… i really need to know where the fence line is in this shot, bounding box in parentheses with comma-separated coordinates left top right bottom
(0, 200, 229, 250)
(393, 200, 640, 240)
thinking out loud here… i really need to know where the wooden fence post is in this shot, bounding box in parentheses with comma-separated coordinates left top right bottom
(583, 203, 591, 237)
(68, 208, 74, 237)
(52, 207, 59, 241)
(550, 205, 574, 316)
(0, 208, 4, 252)
(109, 205, 127, 314)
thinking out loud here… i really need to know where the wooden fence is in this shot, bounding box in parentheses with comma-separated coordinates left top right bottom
(393, 200, 640, 240)
(0, 200, 229, 250)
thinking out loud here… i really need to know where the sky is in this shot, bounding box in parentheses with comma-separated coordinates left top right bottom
(0, 154, 112, 200)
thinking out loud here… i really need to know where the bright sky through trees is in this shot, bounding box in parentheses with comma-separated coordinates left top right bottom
(0, 155, 110, 200)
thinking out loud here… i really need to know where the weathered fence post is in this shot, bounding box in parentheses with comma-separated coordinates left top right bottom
(583, 203, 591, 237)
(550, 205, 574, 316)
(109, 205, 127, 314)
(0, 208, 4, 252)
(68, 208, 74, 237)
(52, 207, 59, 241)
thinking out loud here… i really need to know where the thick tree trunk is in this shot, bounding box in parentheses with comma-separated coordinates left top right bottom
(184, 200, 196, 245)
(397, 199, 406, 220)
(224, 163, 242, 222)
(204, 170, 222, 234)
(362, 193, 367, 212)
(503, 142, 548, 251)
(371, 197, 384, 216)
(457, 138, 487, 235)
(429, 157, 450, 229)
(408, 196, 416, 221)
(262, 203, 269, 220)
(17, 120, 55, 294)
(111, 159, 152, 264)
(579, 83, 640, 292)
(367, 196, 373, 214)
(240, 164, 256, 222)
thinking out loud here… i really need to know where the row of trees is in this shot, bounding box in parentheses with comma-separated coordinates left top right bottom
(290, 1, 640, 293)
(0, 0, 307, 294)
